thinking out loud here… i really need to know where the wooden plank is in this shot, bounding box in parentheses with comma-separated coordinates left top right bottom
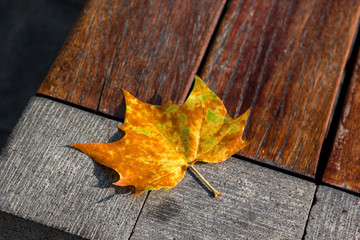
(130, 157, 316, 239)
(323, 47, 360, 193)
(0, 97, 146, 240)
(37, 0, 225, 118)
(304, 185, 360, 239)
(199, 0, 360, 176)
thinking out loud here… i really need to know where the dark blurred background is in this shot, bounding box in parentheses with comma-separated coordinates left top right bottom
(0, 0, 85, 149)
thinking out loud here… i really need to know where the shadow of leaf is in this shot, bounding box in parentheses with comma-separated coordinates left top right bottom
(107, 128, 125, 143)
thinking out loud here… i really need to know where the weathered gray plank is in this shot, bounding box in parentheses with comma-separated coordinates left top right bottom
(131, 157, 316, 240)
(0, 97, 146, 240)
(305, 185, 360, 239)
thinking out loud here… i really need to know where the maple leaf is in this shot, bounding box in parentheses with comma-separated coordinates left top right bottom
(72, 76, 250, 197)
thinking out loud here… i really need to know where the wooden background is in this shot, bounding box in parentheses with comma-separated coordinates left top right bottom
(199, 0, 360, 176)
(38, 0, 360, 190)
(38, 0, 226, 116)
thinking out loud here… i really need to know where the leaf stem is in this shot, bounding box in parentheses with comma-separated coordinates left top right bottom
(188, 165, 221, 197)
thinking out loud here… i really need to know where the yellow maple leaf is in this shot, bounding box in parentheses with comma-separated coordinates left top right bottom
(72, 76, 250, 197)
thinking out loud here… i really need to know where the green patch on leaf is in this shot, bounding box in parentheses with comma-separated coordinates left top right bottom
(230, 125, 241, 133)
(210, 91, 217, 98)
(204, 136, 217, 146)
(180, 128, 190, 138)
(179, 113, 187, 122)
(165, 105, 179, 114)
(206, 109, 223, 124)
(134, 127, 151, 136)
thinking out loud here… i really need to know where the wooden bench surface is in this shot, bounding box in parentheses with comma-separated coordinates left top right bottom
(0, 97, 316, 239)
(200, 0, 360, 177)
(38, 0, 360, 179)
(38, 0, 226, 116)
(2, 0, 360, 239)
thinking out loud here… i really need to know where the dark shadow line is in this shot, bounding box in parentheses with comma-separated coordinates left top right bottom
(196, 0, 230, 76)
(319, 182, 360, 198)
(232, 153, 314, 183)
(128, 192, 150, 239)
(301, 185, 318, 240)
(35, 94, 124, 123)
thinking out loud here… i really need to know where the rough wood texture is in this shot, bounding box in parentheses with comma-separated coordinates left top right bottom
(305, 185, 360, 239)
(38, 0, 225, 118)
(131, 157, 316, 239)
(0, 97, 146, 240)
(199, 0, 360, 176)
(323, 48, 360, 193)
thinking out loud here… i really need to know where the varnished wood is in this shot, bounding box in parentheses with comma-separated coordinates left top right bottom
(199, 0, 360, 176)
(38, 0, 360, 177)
(323, 48, 360, 193)
(38, 0, 225, 118)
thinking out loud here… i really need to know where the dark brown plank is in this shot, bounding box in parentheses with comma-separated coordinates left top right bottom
(38, 0, 225, 118)
(323, 48, 360, 193)
(199, 0, 360, 176)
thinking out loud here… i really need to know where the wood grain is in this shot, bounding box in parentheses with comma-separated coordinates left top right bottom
(130, 157, 315, 239)
(38, 0, 225, 118)
(323, 48, 360, 193)
(199, 0, 360, 176)
(0, 97, 146, 240)
(304, 185, 360, 239)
